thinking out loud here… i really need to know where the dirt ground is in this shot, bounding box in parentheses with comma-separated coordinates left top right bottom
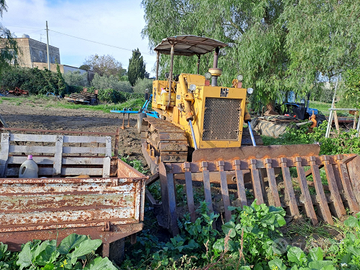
(0, 96, 146, 165)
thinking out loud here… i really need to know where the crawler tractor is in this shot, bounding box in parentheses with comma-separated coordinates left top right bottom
(141, 35, 360, 235)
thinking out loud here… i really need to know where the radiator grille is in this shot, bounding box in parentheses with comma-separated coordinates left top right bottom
(202, 98, 241, 141)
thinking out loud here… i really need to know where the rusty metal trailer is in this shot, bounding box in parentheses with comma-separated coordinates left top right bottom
(0, 130, 146, 260)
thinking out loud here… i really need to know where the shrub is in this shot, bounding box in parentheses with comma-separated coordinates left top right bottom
(63, 70, 88, 87)
(97, 88, 127, 103)
(91, 73, 132, 92)
(133, 78, 153, 94)
(0, 66, 68, 96)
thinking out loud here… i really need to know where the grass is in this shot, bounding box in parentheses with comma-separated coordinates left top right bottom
(309, 101, 332, 116)
(0, 95, 146, 114)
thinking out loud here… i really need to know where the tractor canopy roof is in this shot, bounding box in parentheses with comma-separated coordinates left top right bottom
(154, 35, 227, 56)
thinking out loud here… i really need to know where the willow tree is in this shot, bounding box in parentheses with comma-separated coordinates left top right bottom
(141, 0, 288, 109)
(0, 0, 18, 74)
(282, 0, 360, 106)
(142, 0, 360, 109)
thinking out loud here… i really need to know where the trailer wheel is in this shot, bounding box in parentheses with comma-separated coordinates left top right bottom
(255, 119, 289, 138)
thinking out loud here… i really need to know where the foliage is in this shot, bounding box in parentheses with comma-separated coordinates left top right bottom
(96, 88, 127, 104)
(0, 1, 18, 74)
(63, 71, 89, 87)
(120, 155, 148, 174)
(0, 233, 117, 270)
(133, 78, 153, 94)
(127, 48, 146, 86)
(0, 67, 68, 96)
(340, 67, 360, 109)
(83, 54, 126, 78)
(91, 73, 132, 93)
(141, 0, 360, 107)
(262, 121, 360, 155)
(214, 201, 286, 266)
(282, 1, 360, 90)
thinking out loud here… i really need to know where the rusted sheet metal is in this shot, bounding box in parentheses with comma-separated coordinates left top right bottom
(0, 160, 147, 257)
(156, 153, 360, 233)
(0, 176, 144, 231)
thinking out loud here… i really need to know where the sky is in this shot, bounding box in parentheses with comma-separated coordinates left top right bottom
(0, 0, 157, 76)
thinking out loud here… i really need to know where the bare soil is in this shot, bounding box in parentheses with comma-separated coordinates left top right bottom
(0, 96, 146, 165)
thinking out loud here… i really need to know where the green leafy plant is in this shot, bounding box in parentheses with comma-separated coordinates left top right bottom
(212, 200, 286, 266)
(15, 233, 117, 270)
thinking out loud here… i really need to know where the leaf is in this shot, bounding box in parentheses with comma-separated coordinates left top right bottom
(268, 258, 287, 270)
(222, 221, 237, 238)
(16, 242, 33, 270)
(69, 238, 102, 265)
(84, 257, 117, 270)
(308, 260, 335, 269)
(0, 243, 8, 260)
(34, 240, 58, 266)
(213, 239, 225, 253)
(344, 216, 358, 228)
(287, 246, 307, 266)
(308, 247, 323, 262)
(58, 234, 88, 255)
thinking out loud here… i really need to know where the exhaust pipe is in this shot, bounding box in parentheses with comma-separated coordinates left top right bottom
(210, 47, 222, 86)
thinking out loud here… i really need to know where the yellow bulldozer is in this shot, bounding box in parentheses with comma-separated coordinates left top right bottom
(141, 35, 360, 235)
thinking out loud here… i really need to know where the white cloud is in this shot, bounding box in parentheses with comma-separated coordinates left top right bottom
(1, 0, 156, 75)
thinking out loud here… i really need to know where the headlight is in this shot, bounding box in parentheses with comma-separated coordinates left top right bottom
(237, 74, 243, 81)
(189, 84, 197, 92)
(247, 88, 254, 95)
(204, 72, 211, 80)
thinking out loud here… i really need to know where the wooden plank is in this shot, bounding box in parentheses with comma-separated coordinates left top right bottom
(201, 162, 214, 213)
(63, 136, 107, 144)
(103, 157, 111, 178)
(61, 167, 103, 176)
(0, 133, 11, 177)
(322, 156, 346, 218)
(183, 163, 196, 222)
(309, 156, 333, 225)
(294, 157, 318, 225)
(336, 155, 360, 213)
(10, 145, 55, 154)
(105, 136, 112, 158)
(280, 158, 300, 217)
(264, 159, 281, 207)
(54, 135, 63, 176)
(249, 159, 264, 205)
(10, 134, 57, 143)
(62, 147, 106, 155)
(62, 157, 105, 165)
(8, 156, 54, 165)
(218, 161, 231, 222)
(233, 160, 247, 207)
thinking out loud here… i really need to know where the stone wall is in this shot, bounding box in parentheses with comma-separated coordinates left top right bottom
(15, 38, 60, 68)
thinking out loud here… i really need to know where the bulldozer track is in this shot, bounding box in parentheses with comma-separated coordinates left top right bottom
(142, 118, 189, 163)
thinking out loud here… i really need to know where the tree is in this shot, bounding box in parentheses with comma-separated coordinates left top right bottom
(141, 0, 360, 109)
(91, 73, 132, 92)
(63, 70, 88, 87)
(0, 0, 18, 74)
(83, 54, 126, 78)
(128, 48, 146, 86)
